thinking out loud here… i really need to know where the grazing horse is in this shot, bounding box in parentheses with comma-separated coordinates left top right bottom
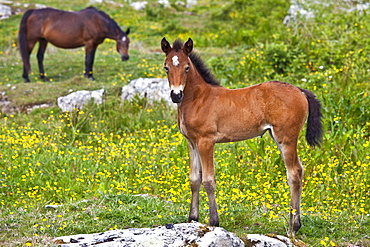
(18, 7, 130, 82)
(161, 38, 323, 235)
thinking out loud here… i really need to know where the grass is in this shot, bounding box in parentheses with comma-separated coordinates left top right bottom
(0, 0, 369, 246)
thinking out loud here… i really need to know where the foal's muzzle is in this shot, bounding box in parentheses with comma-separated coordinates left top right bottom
(121, 55, 130, 61)
(171, 90, 183, 103)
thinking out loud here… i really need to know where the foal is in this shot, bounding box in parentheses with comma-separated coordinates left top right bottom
(161, 37, 323, 235)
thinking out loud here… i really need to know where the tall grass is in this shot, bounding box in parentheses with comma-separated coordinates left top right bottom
(0, 0, 369, 246)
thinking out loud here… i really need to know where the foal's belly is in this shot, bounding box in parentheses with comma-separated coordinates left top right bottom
(216, 129, 266, 143)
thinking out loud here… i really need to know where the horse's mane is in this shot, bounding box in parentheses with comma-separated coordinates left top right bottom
(172, 39, 220, 86)
(189, 52, 221, 86)
(173, 39, 183, 52)
(86, 7, 125, 35)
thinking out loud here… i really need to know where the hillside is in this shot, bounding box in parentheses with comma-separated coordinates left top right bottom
(0, 0, 369, 246)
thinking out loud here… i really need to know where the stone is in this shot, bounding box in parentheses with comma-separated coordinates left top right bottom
(244, 234, 305, 247)
(0, 3, 11, 20)
(283, 2, 314, 25)
(53, 222, 245, 247)
(284, 0, 370, 25)
(57, 89, 105, 112)
(121, 78, 176, 107)
(130, 1, 148, 10)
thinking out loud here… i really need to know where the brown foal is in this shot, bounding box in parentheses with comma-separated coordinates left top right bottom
(161, 37, 323, 235)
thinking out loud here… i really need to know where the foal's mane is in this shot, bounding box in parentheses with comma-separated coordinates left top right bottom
(173, 39, 221, 86)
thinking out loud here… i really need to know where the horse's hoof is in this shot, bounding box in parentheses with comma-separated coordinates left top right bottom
(40, 77, 48, 82)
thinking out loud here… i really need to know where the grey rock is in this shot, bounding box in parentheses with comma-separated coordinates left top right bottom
(0, 3, 11, 20)
(54, 222, 245, 247)
(121, 78, 176, 107)
(57, 89, 105, 112)
(245, 234, 300, 247)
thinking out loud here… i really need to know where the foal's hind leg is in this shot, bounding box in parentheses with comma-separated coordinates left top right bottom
(271, 130, 303, 235)
(37, 39, 48, 81)
(196, 138, 219, 226)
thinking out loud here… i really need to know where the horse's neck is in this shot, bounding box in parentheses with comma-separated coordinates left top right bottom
(104, 19, 121, 40)
(183, 68, 211, 102)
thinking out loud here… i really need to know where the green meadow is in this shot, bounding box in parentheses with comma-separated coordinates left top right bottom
(0, 0, 369, 246)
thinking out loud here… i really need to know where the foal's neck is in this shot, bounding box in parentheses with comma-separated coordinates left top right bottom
(182, 64, 213, 103)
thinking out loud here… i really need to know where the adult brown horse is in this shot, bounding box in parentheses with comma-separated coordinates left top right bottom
(161, 38, 323, 235)
(18, 7, 130, 82)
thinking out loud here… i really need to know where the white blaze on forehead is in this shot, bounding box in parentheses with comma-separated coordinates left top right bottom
(122, 36, 127, 42)
(172, 55, 180, 66)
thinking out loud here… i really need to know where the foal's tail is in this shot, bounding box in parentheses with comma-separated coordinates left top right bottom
(18, 9, 34, 74)
(300, 88, 323, 147)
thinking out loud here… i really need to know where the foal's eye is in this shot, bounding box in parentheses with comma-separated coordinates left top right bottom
(164, 67, 169, 73)
(185, 66, 190, 73)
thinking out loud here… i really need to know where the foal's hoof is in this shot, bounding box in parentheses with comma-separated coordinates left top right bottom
(208, 218, 219, 227)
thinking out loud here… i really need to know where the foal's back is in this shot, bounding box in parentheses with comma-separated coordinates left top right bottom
(190, 81, 309, 143)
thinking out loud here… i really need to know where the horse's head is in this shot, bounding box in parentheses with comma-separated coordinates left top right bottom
(116, 28, 130, 61)
(161, 37, 193, 103)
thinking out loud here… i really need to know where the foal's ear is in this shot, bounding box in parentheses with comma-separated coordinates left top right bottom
(183, 38, 193, 55)
(161, 37, 172, 54)
(126, 28, 130, 35)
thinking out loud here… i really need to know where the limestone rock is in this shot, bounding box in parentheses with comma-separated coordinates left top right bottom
(54, 222, 245, 247)
(244, 234, 305, 247)
(121, 78, 176, 107)
(0, 3, 11, 20)
(57, 89, 105, 112)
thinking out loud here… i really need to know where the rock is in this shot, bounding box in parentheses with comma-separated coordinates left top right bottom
(0, 91, 18, 115)
(0, 3, 11, 20)
(284, 1, 370, 25)
(121, 78, 176, 107)
(244, 234, 305, 247)
(53, 222, 245, 247)
(130, 1, 148, 10)
(283, 2, 314, 25)
(57, 89, 105, 112)
(89, 0, 123, 7)
(25, 103, 53, 114)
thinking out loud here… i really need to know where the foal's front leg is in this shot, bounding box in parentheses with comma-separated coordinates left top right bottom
(188, 143, 202, 223)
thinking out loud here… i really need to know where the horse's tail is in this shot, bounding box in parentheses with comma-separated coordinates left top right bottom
(18, 9, 34, 74)
(300, 88, 323, 147)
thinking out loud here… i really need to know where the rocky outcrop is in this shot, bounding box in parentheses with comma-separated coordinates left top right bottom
(53, 222, 306, 247)
(54, 222, 245, 247)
